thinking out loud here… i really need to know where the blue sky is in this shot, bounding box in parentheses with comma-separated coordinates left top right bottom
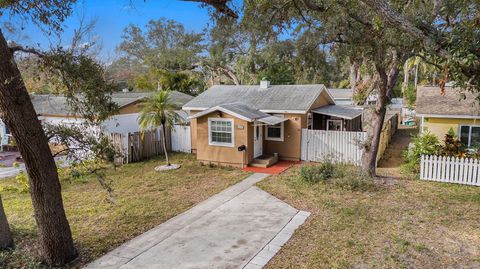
(6, 0, 212, 62)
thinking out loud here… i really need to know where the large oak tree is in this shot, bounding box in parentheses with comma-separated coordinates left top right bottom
(1, 1, 116, 265)
(0, 1, 77, 264)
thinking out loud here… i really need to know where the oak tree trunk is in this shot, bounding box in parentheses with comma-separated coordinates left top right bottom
(350, 58, 362, 91)
(362, 101, 388, 176)
(362, 54, 402, 176)
(0, 194, 13, 250)
(0, 30, 77, 266)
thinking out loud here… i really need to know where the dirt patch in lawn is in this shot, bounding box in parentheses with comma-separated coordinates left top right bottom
(0, 153, 250, 268)
(258, 165, 480, 269)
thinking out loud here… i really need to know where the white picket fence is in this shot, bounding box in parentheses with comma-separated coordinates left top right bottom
(301, 129, 367, 165)
(420, 155, 480, 186)
(171, 125, 191, 153)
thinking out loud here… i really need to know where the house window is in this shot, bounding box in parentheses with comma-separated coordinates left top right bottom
(266, 114, 284, 141)
(327, 119, 343, 131)
(459, 125, 480, 148)
(208, 118, 234, 147)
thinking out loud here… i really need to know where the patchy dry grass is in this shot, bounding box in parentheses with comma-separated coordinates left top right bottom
(258, 164, 480, 269)
(0, 153, 250, 268)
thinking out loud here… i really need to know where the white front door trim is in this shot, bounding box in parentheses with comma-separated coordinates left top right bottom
(254, 123, 263, 158)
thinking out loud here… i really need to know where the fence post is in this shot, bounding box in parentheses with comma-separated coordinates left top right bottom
(420, 155, 425, 179)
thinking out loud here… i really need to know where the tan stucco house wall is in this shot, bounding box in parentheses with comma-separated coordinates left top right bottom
(263, 113, 306, 161)
(195, 111, 254, 167)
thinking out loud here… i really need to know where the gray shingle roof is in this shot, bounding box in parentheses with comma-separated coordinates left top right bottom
(312, 105, 363, 120)
(30, 91, 193, 116)
(217, 103, 271, 120)
(416, 86, 480, 116)
(183, 84, 331, 112)
(328, 88, 353, 99)
(31, 95, 70, 115)
(111, 91, 193, 109)
(189, 102, 271, 122)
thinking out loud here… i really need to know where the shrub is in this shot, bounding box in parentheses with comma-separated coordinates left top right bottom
(15, 171, 30, 193)
(402, 132, 441, 174)
(300, 160, 334, 183)
(439, 130, 467, 157)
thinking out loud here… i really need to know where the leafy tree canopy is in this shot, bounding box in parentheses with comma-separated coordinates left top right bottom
(117, 18, 204, 72)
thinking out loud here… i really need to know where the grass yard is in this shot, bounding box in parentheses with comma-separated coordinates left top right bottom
(258, 165, 480, 269)
(0, 153, 250, 268)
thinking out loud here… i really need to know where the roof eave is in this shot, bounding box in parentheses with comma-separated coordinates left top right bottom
(188, 106, 256, 122)
(417, 113, 480, 119)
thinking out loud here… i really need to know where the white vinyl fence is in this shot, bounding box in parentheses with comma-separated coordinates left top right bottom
(301, 129, 367, 165)
(171, 125, 191, 153)
(420, 155, 480, 186)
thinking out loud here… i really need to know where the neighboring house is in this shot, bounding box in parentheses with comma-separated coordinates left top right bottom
(0, 91, 194, 148)
(328, 88, 354, 105)
(0, 120, 12, 149)
(328, 88, 403, 109)
(416, 85, 480, 148)
(183, 80, 363, 168)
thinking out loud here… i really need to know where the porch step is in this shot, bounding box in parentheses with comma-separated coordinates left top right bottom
(250, 154, 279, 168)
(250, 161, 269, 168)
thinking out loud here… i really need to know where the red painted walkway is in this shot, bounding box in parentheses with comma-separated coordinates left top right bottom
(242, 161, 299, 175)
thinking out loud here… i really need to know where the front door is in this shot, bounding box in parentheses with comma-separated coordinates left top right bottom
(254, 124, 263, 158)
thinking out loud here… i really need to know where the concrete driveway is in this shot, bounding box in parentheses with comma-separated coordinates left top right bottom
(85, 173, 309, 269)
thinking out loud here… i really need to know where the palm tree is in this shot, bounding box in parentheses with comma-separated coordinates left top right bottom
(138, 91, 181, 166)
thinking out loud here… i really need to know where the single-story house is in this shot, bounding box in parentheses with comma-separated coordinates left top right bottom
(0, 91, 193, 148)
(328, 88, 403, 109)
(328, 88, 354, 105)
(183, 80, 364, 168)
(416, 85, 480, 148)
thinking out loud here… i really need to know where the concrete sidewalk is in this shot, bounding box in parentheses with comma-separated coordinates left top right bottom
(85, 173, 309, 269)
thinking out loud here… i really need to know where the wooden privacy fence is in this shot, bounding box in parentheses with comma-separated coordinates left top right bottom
(109, 128, 171, 164)
(420, 155, 480, 186)
(301, 129, 367, 165)
(377, 113, 399, 161)
(171, 125, 191, 153)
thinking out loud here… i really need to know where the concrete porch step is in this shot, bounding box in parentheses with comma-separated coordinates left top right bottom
(250, 154, 279, 168)
(250, 161, 269, 168)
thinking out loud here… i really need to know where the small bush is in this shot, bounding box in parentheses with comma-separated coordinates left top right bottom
(402, 132, 441, 174)
(15, 171, 30, 193)
(300, 160, 335, 183)
(439, 130, 467, 157)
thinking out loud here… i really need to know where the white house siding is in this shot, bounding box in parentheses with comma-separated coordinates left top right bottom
(40, 116, 85, 126)
(0, 120, 11, 147)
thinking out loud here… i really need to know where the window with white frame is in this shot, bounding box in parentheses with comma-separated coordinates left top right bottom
(266, 114, 284, 141)
(208, 118, 234, 147)
(459, 125, 480, 148)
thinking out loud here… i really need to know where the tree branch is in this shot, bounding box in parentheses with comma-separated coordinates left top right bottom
(181, 0, 238, 18)
(9, 45, 45, 58)
(359, 0, 450, 59)
(301, 0, 327, 12)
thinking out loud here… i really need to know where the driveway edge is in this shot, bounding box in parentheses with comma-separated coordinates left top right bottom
(243, 210, 311, 269)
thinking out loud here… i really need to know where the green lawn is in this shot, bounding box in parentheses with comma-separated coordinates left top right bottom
(0, 153, 250, 268)
(258, 164, 480, 269)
